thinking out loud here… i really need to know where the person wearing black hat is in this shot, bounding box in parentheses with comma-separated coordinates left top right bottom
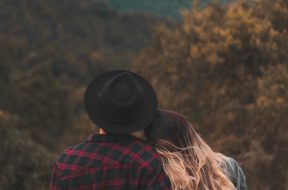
(50, 70, 172, 190)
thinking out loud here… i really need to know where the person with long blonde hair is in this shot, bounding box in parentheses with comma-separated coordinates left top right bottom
(145, 109, 247, 190)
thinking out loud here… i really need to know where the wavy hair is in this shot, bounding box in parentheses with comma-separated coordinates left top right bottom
(145, 110, 236, 190)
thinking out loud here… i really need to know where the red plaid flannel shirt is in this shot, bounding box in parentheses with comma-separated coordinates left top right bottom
(50, 133, 171, 190)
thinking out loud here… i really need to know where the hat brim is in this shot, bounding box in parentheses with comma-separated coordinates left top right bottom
(84, 70, 158, 134)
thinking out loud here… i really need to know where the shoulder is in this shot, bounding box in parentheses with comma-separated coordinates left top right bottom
(55, 139, 162, 169)
(125, 139, 164, 170)
(223, 156, 241, 172)
(222, 156, 248, 190)
(55, 143, 87, 164)
(128, 140, 171, 188)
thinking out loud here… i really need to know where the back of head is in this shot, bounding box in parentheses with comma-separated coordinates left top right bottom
(84, 70, 157, 134)
(145, 109, 199, 149)
(145, 109, 236, 190)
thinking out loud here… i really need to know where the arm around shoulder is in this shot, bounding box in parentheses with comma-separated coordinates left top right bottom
(225, 157, 248, 190)
(147, 167, 172, 190)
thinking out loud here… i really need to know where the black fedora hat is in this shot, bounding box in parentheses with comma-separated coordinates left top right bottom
(84, 70, 158, 134)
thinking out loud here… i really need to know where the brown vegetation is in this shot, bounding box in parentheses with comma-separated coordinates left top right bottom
(0, 0, 287, 189)
(133, 0, 288, 189)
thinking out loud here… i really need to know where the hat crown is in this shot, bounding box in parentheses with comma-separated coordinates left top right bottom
(98, 73, 144, 121)
(84, 70, 157, 134)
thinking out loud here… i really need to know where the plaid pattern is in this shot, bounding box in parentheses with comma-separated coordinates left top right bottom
(50, 134, 171, 190)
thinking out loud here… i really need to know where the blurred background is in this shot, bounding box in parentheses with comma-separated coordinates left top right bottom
(0, 0, 287, 189)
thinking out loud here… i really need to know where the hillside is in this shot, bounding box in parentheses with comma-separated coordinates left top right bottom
(94, 0, 233, 18)
(0, 0, 163, 83)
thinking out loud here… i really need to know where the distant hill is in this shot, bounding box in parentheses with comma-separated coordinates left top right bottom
(94, 0, 233, 18)
(0, 0, 164, 83)
(0, 0, 160, 52)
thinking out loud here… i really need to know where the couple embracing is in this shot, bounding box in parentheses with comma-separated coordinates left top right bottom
(50, 70, 247, 190)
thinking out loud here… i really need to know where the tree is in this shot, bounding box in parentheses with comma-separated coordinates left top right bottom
(1, 65, 74, 150)
(133, 0, 288, 189)
(0, 112, 54, 190)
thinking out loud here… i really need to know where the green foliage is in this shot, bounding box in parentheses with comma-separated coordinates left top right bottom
(2, 66, 74, 150)
(0, 0, 160, 83)
(0, 113, 54, 190)
(133, 0, 288, 189)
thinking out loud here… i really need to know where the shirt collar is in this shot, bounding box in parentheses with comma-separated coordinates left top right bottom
(86, 133, 145, 143)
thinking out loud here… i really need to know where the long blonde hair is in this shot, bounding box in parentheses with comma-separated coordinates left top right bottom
(145, 110, 236, 190)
